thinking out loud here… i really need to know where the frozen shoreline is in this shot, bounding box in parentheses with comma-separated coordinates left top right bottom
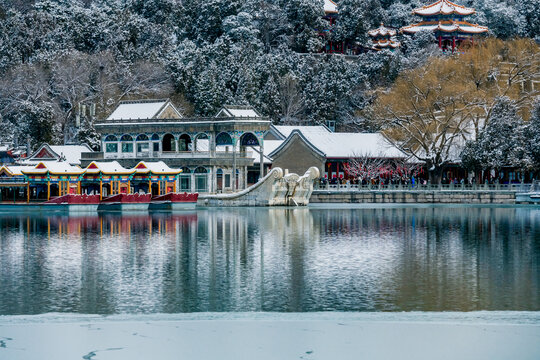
(1, 312, 539, 360)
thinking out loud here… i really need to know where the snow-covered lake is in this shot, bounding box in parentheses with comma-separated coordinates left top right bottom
(1, 312, 539, 360)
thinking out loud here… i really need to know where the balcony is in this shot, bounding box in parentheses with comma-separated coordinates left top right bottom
(101, 150, 253, 160)
(81, 152, 104, 160)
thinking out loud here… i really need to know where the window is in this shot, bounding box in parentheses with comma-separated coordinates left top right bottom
(121, 135, 133, 153)
(153, 142, 159, 152)
(105, 143, 118, 153)
(122, 143, 133, 153)
(137, 143, 149, 153)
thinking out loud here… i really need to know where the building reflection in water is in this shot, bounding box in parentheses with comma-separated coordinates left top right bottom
(0, 206, 538, 315)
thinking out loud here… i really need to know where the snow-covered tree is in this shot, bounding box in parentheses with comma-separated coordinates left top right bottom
(372, 57, 477, 183)
(460, 97, 524, 173)
(333, 0, 385, 44)
(522, 99, 540, 171)
(474, 0, 526, 39)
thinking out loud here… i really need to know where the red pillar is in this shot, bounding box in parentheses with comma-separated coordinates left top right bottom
(438, 35, 442, 49)
(452, 36, 455, 53)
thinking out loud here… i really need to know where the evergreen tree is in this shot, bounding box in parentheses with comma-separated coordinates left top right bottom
(523, 99, 540, 172)
(461, 97, 525, 173)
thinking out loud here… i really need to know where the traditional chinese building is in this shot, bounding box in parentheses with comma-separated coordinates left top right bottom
(368, 23, 400, 51)
(82, 100, 271, 194)
(265, 125, 406, 180)
(320, 0, 375, 55)
(22, 143, 94, 166)
(401, 0, 488, 52)
(13, 160, 183, 202)
(0, 165, 32, 202)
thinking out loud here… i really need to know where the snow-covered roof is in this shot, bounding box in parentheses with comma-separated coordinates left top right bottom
(85, 161, 135, 175)
(216, 106, 261, 118)
(413, 0, 475, 16)
(324, 0, 338, 14)
(252, 140, 284, 164)
(272, 125, 331, 139)
(401, 21, 488, 34)
(23, 143, 93, 166)
(270, 130, 406, 159)
(49, 145, 92, 165)
(106, 99, 182, 120)
(368, 23, 397, 37)
(22, 161, 84, 175)
(373, 39, 401, 49)
(0, 165, 34, 176)
(134, 161, 182, 175)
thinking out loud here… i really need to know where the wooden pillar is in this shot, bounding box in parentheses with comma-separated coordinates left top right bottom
(158, 179, 161, 195)
(438, 35, 442, 49)
(99, 180, 103, 200)
(47, 181, 50, 201)
(77, 181, 81, 195)
(452, 36, 455, 53)
(127, 181, 131, 194)
(148, 179, 152, 195)
(173, 178, 177, 193)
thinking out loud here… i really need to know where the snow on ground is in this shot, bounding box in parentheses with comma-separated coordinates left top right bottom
(0, 312, 539, 360)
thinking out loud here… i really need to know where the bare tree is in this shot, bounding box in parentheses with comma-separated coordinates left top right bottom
(343, 152, 390, 183)
(278, 74, 305, 124)
(457, 38, 540, 137)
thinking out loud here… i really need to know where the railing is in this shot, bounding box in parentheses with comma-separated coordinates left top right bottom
(102, 151, 254, 159)
(81, 152, 104, 160)
(0, 177, 27, 184)
(314, 182, 533, 192)
(95, 116, 269, 125)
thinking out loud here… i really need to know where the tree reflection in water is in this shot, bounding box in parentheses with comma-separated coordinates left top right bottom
(0, 206, 538, 315)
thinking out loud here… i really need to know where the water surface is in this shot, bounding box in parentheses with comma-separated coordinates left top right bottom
(0, 205, 538, 314)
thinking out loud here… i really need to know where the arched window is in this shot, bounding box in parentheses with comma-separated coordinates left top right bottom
(240, 132, 259, 146)
(162, 134, 175, 152)
(216, 168, 224, 191)
(151, 134, 160, 152)
(179, 167, 191, 192)
(136, 134, 149, 154)
(194, 167, 208, 192)
(216, 132, 233, 146)
(178, 134, 192, 152)
(104, 135, 118, 153)
(193, 133, 209, 152)
(121, 135, 133, 153)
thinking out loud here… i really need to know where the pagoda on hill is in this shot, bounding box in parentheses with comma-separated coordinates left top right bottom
(368, 23, 400, 51)
(401, 0, 488, 53)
